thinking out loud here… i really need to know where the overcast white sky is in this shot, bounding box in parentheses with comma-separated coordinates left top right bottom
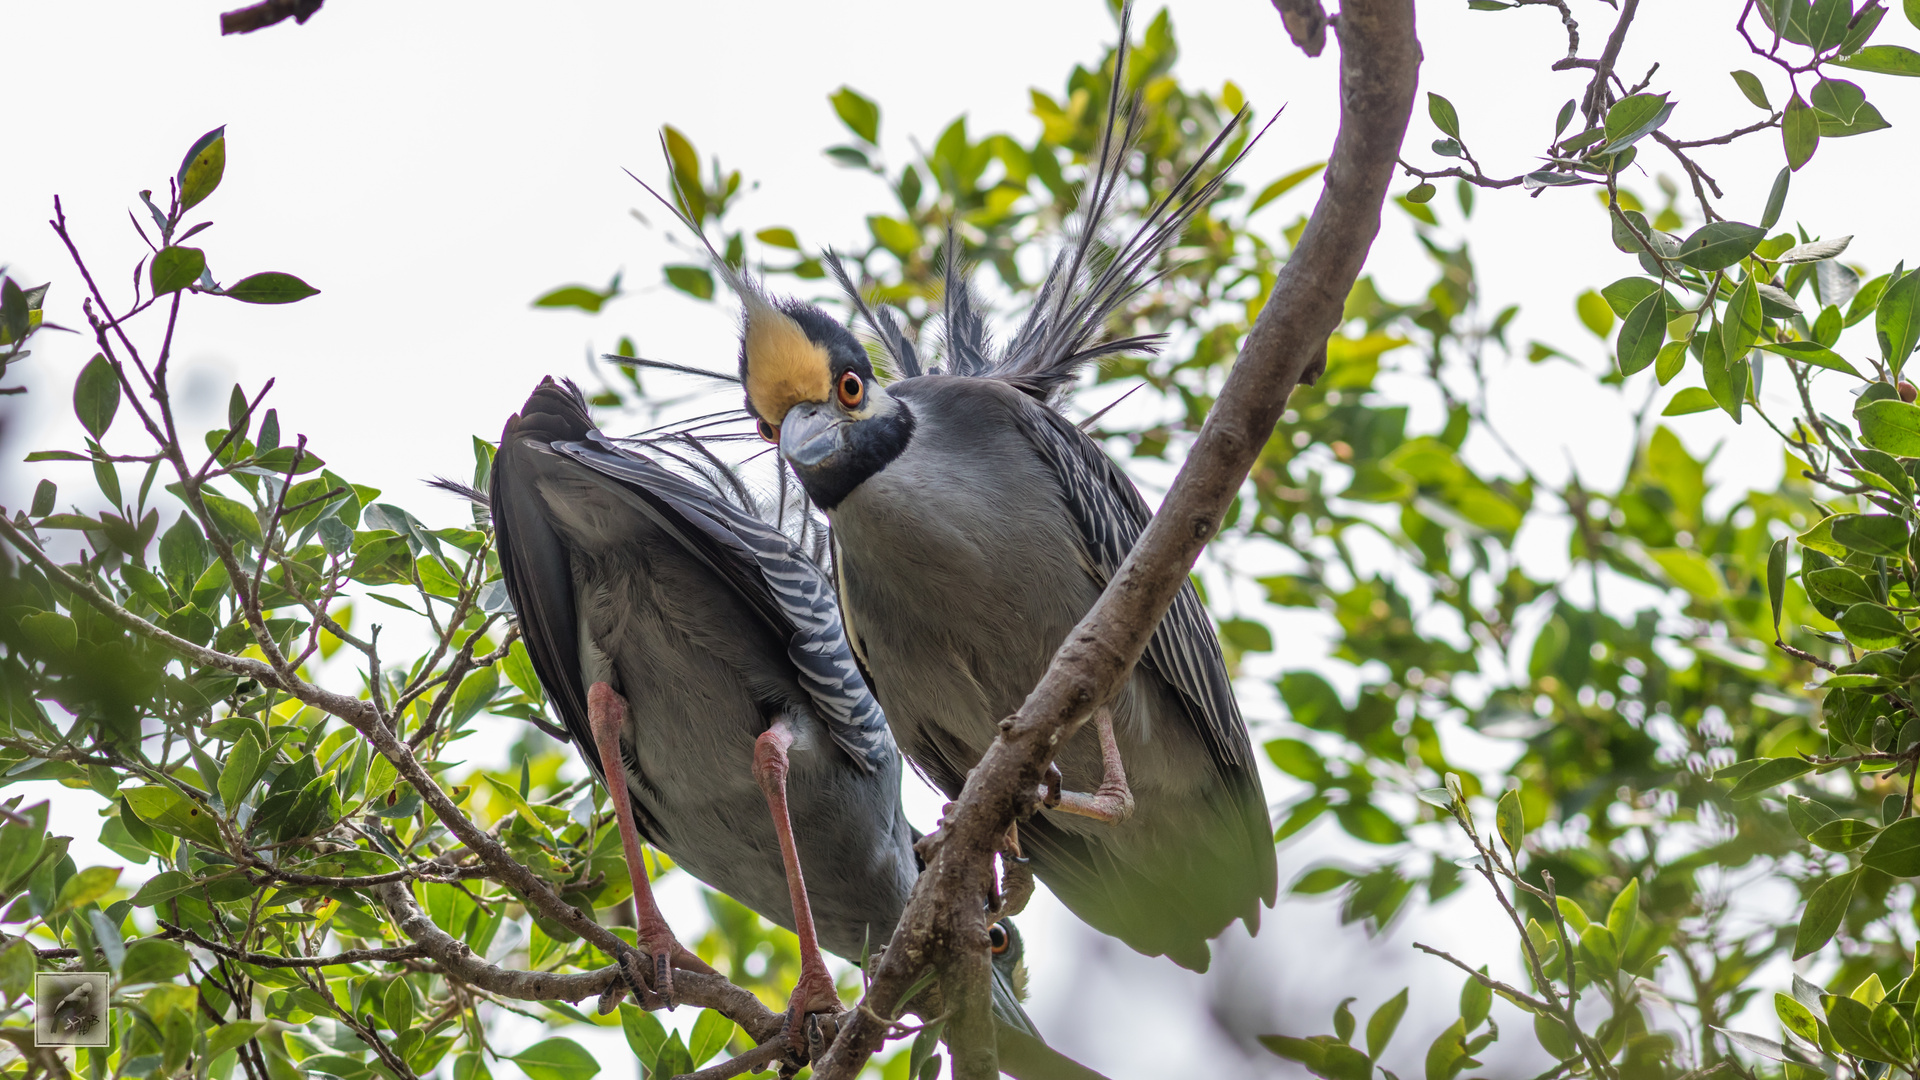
(5, 1, 1920, 1077)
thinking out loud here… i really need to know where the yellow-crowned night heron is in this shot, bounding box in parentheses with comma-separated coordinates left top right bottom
(476, 379, 1106, 1077)
(722, 14, 1277, 971)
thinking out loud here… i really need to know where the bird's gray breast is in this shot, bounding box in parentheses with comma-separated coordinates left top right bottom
(830, 379, 1098, 785)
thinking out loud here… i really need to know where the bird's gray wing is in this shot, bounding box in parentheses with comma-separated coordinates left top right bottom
(1007, 405, 1255, 778)
(552, 436, 892, 772)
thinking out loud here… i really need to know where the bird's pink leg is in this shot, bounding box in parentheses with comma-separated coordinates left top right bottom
(753, 717, 841, 1048)
(588, 682, 714, 1005)
(1040, 708, 1136, 825)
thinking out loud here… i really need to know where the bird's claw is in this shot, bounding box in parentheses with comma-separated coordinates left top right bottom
(1041, 763, 1063, 808)
(1000, 853, 1036, 917)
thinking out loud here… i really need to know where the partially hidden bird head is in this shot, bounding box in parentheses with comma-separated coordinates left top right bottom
(733, 280, 914, 512)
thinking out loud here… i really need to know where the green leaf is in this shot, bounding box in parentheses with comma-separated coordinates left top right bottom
(1857, 398, 1920, 454)
(1784, 94, 1820, 170)
(1573, 289, 1613, 337)
(511, 1038, 600, 1080)
(1658, 384, 1720, 413)
(1864, 816, 1920, 875)
(1460, 968, 1492, 1031)
(1832, 513, 1910, 557)
(202, 491, 264, 547)
(829, 86, 880, 144)
(1427, 92, 1461, 139)
(1768, 536, 1788, 634)
(1607, 878, 1639, 949)
(1617, 289, 1665, 375)
(1876, 269, 1920, 375)
(1778, 992, 1822, 1046)
(129, 871, 199, 907)
(30, 480, 56, 517)
(0, 941, 32, 1002)
(1676, 222, 1767, 271)
(204, 1021, 266, 1064)
(688, 1010, 734, 1066)
(123, 785, 225, 850)
(219, 732, 265, 810)
(867, 215, 920, 258)
(1496, 788, 1523, 857)
(663, 265, 714, 301)
(74, 354, 121, 440)
(1837, 602, 1906, 649)
(1367, 988, 1409, 1057)
(384, 978, 415, 1033)
(120, 939, 191, 984)
(1555, 894, 1591, 931)
(1335, 802, 1406, 845)
(1728, 756, 1814, 799)
(224, 272, 319, 305)
(177, 126, 227, 213)
(1826, 994, 1894, 1061)
(52, 865, 119, 916)
(1811, 817, 1883, 852)
(533, 285, 613, 312)
(150, 246, 206, 296)
(617, 1004, 667, 1067)
(1732, 70, 1772, 109)
(1425, 1018, 1472, 1080)
(1832, 44, 1920, 75)
(1722, 277, 1764, 364)
(1250, 162, 1326, 214)
(1406, 182, 1437, 204)
(1796, 871, 1857, 959)
(1702, 337, 1748, 422)
(1601, 92, 1674, 152)
(1756, 339, 1863, 378)
(755, 227, 799, 250)
(1649, 547, 1725, 600)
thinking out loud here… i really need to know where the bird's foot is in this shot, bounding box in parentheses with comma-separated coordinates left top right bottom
(780, 969, 843, 1054)
(1036, 763, 1063, 809)
(1049, 779, 1136, 824)
(1000, 853, 1036, 917)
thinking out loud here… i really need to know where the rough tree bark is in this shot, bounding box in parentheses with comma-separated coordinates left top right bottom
(810, 1, 1421, 1076)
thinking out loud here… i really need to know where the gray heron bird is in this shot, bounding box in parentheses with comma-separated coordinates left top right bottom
(478, 378, 1106, 1077)
(722, 9, 1278, 971)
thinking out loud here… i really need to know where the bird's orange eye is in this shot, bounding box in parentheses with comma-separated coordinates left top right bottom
(988, 923, 1010, 954)
(837, 371, 865, 409)
(756, 418, 779, 443)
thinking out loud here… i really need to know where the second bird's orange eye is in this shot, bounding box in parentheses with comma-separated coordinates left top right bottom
(837, 371, 865, 409)
(756, 418, 779, 443)
(988, 923, 1010, 954)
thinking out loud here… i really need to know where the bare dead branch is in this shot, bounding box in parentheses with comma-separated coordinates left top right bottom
(220, 0, 323, 35)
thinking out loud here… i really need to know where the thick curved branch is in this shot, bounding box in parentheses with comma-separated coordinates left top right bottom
(809, 2, 1422, 1075)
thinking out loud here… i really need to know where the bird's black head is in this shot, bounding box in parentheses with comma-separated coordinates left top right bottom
(735, 288, 914, 512)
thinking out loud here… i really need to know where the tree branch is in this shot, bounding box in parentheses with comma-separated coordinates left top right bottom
(0, 512, 783, 1044)
(159, 921, 428, 969)
(809, 2, 1421, 1075)
(219, 0, 323, 35)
